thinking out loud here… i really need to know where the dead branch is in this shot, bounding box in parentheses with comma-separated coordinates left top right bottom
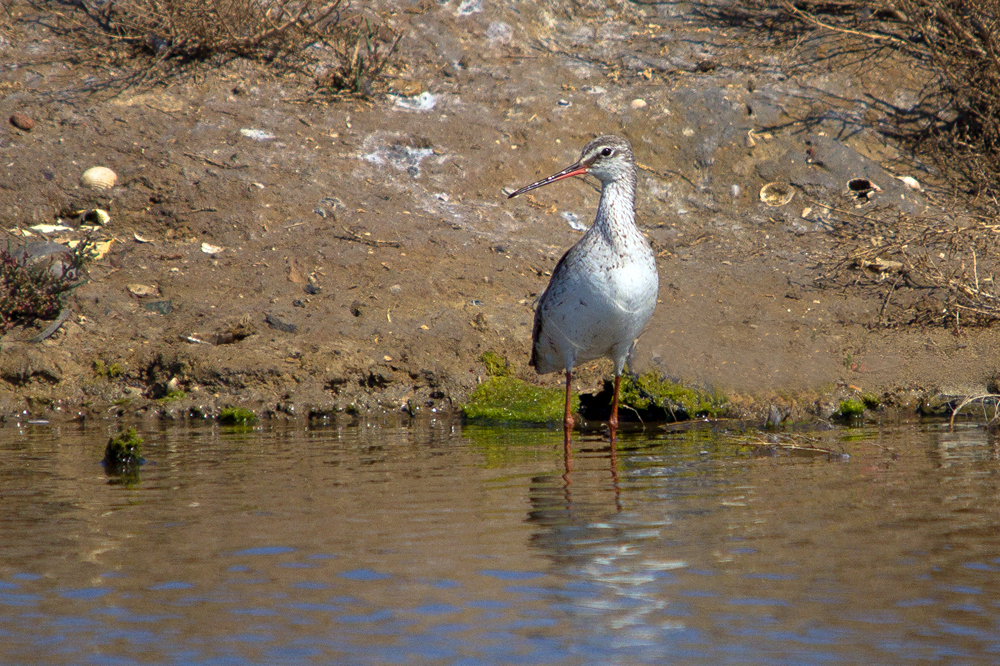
(950, 393, 1000, 428)
(333, 226, 401, 248)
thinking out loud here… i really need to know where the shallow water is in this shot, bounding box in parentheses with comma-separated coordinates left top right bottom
(1, 418, 999, 665)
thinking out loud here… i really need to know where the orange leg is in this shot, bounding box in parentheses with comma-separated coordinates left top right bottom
(609, 376, 621, 509)
(609, 426, 620, 510)
(563, 434, 573, 476)
(609, 373, 621, 432)
(563, 370, 574, 438)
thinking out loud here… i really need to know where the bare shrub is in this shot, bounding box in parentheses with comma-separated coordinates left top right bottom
(29, 0, 400, 94)
(90, 0, 345, 60)
(717, 1, 1000, 328)
(889, 0, 1000, 201)
(729, 0, 1000, 205)
(816, 208, 1000, 329)
(0, 241, 90, 334)
(319, 15, 401, 95)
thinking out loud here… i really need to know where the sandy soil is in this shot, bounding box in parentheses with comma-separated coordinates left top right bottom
(0, 0, 996, 424)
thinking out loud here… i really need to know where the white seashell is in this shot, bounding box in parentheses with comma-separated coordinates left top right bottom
(30, 224, 73, 233)
(127, 283, 159, 297)
(84, 208, 110, 225)
(201, 242, 224, 255)
(81, 166, 117, 190)
(759, 182, 794, 206)
(896, 175, 923, 191)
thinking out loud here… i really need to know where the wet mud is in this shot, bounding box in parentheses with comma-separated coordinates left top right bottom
(0, 1, 995, 424)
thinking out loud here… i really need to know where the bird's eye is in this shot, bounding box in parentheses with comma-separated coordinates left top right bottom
(601, 147, 614, 157)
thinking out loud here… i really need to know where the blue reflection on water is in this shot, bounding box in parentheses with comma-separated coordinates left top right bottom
(232, 546, 295, 557)
(478, 569, 546, 581)
(148, 581, 193, 591)
(0, 592, 41, 606)
(0, 422, 999, 666)
(58, 588, 112, 600)
(338, 569, 391, 582)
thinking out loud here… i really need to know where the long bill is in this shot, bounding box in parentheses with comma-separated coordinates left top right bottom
(507, 161, 590, 199)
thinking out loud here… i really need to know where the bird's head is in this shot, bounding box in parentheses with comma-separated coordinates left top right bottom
(507, 135, 635, 198)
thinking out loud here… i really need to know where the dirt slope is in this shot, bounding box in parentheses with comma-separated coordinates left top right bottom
(0, 0, 996, 423)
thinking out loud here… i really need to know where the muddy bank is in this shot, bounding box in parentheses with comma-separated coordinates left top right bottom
(0, 1, 997, 426)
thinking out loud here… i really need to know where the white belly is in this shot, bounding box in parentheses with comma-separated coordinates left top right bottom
(532, 239, 658, 375)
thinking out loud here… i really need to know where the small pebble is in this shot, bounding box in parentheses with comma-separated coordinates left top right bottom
(630, 99, 647, 109)
(10, 112, 33, 131)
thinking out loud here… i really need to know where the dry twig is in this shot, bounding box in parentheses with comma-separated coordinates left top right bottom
(949, 394, 1000, 428)
(21, 0, 401, 95)
(333, 226, 401, 248)
(738, 433, 848, 458)
(817, 207, 1000, 328)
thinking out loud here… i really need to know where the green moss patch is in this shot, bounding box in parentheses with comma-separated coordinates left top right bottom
(616, 371, 729, 421)
(219, 406, 259, 426)
(158, 390, 185, 403)
(860, 392, 881, 410)
(93, 359, 125, 378)
(836, 398, 866, 419)
(480, 351, 511, 377)
(462, 376, 576, 424)
(103, 427, 143, 480)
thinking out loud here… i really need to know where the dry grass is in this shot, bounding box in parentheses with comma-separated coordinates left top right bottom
(726, 0, 1000, 207)
(816, 207, 1000, 329)
(91, 0, 345, 60)
(949, 393, 1000, 427)
(717, 0, 1000, 329)
(0, 241, 90, 334)
(24, 0, 400, 95)
(318, 14, 400, 96)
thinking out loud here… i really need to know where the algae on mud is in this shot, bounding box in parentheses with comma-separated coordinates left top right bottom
(462, 376, 578, 424)
(103, 427, 143, 482)
(479, 351, 512, 378)
(219, 407, 259, 426)
(92, 359, 125, 379)
(157, 390, 186, 404)
(836, 398, 866, 420)
(464, 368, 729, 426)
(616, 371, 729, 421)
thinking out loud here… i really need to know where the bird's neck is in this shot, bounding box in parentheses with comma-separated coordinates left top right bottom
(593, 176, 638, 247)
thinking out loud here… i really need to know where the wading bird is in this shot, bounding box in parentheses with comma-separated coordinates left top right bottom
(508, 135, 659, 442)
